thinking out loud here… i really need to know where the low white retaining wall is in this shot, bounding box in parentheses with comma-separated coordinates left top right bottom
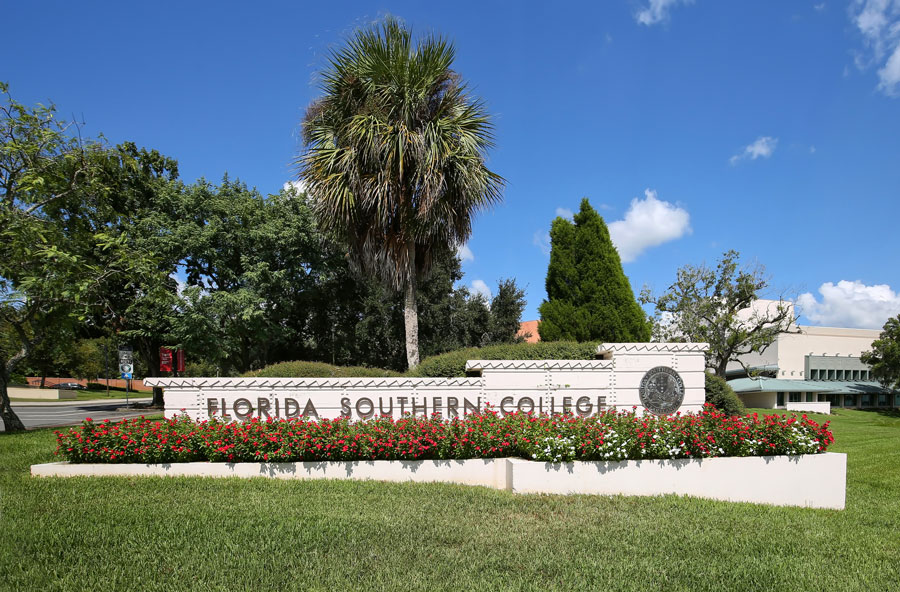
(32, 452, 846, 509)
(9, 387, 76, 400)
(786, 401, 832, 415)
(507, 453, 846, 509)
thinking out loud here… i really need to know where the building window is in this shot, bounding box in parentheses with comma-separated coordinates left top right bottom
(878, 393, 889, 406)
(844, 394, 856, 407)
(861, 394, 874, 407)
(810, 369, 819, 380)
(789, 392, 801, 403)
(806, 393, 814, 402)
(777, 392, 785, 406)
(894, 393, 900, 407)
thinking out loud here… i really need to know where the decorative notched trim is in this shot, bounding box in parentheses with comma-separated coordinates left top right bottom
(465, 359, 613, 371)
(597, 343, 708, 355)
(143, 377, 484, 389)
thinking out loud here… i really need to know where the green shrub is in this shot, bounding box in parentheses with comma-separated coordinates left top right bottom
(410, 341, 600, 377)
(244, 360, 403, 379)
(705, 372, 746, 416)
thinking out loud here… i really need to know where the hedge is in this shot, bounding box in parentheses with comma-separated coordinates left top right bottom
(55, 406, 834, 464)
(243, 360, 403, 379)
(246, 342, 601, 379)
(409, 341, 601, 377)
(705, 373, 746, 416)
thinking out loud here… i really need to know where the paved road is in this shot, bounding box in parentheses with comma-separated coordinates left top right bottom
(4, 398, 155, 431)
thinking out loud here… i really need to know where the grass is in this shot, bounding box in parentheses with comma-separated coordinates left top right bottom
(1, 409, 898, 591)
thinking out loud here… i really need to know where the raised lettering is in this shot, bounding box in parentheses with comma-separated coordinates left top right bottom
(575, 396, 592, 417)
(500, 396, 514, 415)
(340, 397, 352, 418)
(285, 398, 300, 418)
(517, 397, 534, 413)
(356, 397, 374, 419)
(447, 396, 459, 418)
(302, 399, 318, 418)
(233, 398, 253, 420)
(257, 397, 271, 419)
(207, 397, 219, 418)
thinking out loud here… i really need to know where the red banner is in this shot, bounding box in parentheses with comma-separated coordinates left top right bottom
(176, 349, 186, 373)
(159, 348, 173, 372)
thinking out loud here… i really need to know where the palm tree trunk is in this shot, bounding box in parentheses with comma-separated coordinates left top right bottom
(403, 242, 420, 369)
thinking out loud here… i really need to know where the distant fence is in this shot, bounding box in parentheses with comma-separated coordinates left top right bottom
(26, 377, 153, 392)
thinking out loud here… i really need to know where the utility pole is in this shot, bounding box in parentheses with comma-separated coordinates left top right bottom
(104, 340, 110, 397)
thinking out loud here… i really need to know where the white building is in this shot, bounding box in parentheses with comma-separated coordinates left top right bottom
(726, 301, 898, 412)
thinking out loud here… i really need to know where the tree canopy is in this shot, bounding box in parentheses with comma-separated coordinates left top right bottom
(0, 81, 524, 424)
(640, 250, 797, 377)
(0, 84, 168, 429)
(861, 315, 900, 391)
(299, 18, 504, 369)
(538, 198, 650, 343)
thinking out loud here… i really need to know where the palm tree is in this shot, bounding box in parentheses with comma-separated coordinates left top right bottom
(299, 19, 504, 369)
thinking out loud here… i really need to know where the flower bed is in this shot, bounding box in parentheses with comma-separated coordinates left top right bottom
(54, 405, 833, 464)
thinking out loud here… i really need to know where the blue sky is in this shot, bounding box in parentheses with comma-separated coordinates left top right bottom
(6, 1, 900, 329)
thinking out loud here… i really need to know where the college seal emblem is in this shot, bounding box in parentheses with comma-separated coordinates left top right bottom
(639, 366, 685, 415)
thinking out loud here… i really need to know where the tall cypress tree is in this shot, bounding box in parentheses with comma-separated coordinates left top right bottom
(538, 198, 650, 342)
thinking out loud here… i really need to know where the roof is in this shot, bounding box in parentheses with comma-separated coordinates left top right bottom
(813, 381, 893, 395)
(728, 377, 893, 395)
(516, 320, 540, 344)
(728, 377, 840, 393)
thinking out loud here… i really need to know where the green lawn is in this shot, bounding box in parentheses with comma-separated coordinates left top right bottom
(1, 409, 898, 591)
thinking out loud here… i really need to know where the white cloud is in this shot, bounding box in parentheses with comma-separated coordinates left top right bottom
(471, 279, 492, 300)
(607, 189, 692, 263)
(879, 43, 900, 94)
(555, 207, 574, 220)
(283, 180, 307, 194)
(810, 145, 817, 154)
(851, 0, 900, 96)
(729, 136, 778, 165)
(456, 243, 474, 263)
(533, 230, 551, 256)
(797, 280, 900, 329)
(635, 0, 694, 25)
(814, 2, 826, 11)
(171, 272, 188, 297)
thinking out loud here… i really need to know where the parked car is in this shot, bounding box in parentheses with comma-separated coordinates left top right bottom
(56, 382, 86, 390)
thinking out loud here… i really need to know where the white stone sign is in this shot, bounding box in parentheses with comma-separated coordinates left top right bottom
(145, 343, 708, 421)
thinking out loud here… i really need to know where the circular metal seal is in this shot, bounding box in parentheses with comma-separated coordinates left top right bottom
(639, 366, 685, 415)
